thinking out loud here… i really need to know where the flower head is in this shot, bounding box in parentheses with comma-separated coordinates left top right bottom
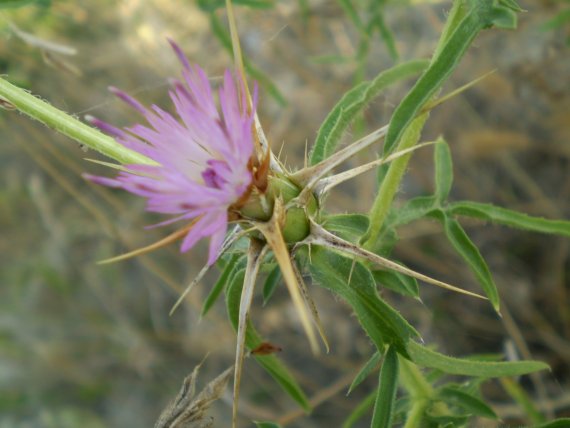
(85, 42, 256, 265)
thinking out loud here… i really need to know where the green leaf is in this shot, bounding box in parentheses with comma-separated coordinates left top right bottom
(439, 213, 500, 312)
(437, 387, 497, 419)
(262, 264, 281, 305)
(309, 247, 419, 356)
(434, 139, 453, 202)
(310, 60, 428, 165)
(342, 391, 376, 428)
(389, 196, 437, 227)
(348, 351, 381, 395)
(407, 341, 549, 377)
(383, 1, 522, 155)
(534, 419, 570, 428)
(448, 201, 570, 237)
(322, 214, 369, 242)
(371, 346, 399, 428)
(201, 254, 245, 317)
(373, 270, 419, 298)
(226, 270, 310, 411)
(254, 422, 282, 428)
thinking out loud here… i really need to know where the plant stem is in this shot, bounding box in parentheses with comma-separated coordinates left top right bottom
(362, 0, 468, 250)
(363, 113, 428, 250)
(399, 356, 433, 428)
(0, 77, 154, 165)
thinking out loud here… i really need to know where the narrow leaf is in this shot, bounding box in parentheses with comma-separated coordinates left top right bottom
(448, 201, 570, 237)
(371, 346, 399, 428)
(309, 247, 419, 356)
(323, 214, 369, 243)
(201, 253, 245, 317)
(310, 59, 428, 165)
(439, 214, 500, 312)
(407, 341, 549, 377)
(437, 386, 498, 419)
(384, 0, 513, 153)
(262, 264, 281, 305)
(348, 351, 382, 395)
(373, 270, 419, 298)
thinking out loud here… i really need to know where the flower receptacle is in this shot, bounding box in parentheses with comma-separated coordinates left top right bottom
(238, 173, 318, 243)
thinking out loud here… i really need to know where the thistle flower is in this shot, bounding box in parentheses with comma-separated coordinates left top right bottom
(85, 42, 256, 265)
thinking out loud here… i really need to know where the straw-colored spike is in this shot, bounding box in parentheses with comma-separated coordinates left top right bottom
(305, 220, 487, 301)
(232, 239, 267, 428)
(97, 220, 199, 265)
(254, 199, 320, 354)
(292, 262, 330, 353)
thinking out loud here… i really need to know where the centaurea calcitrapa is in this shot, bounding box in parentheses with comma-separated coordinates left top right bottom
(82, 40, 489, 427)
(84, 41, 259, 266)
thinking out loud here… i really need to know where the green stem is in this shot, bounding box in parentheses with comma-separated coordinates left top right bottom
(362, 0, 476, 250)
(0, 77, 154, 165)
(363, 112, 428, 250)
(399, 356, 432, 428)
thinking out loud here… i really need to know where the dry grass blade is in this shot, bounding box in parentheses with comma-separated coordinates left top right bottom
(155, 364, 233, 428)
(232, 239, 267, 428)
(254, 199, 320, 354)
(292, 262, 330, 353)
(97, 220, 199, 265)
(306, 220, 487, 300)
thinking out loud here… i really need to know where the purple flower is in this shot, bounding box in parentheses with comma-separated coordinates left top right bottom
(85, 42, 256, 265)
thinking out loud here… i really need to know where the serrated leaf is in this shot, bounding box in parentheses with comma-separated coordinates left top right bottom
(310, 60, 428, 165)
(226, 270, 310, 411)
(437, 387, 497, 419)
(309, 247, 419, 356)
(439, 213, 500, 312)
(448, 201, 570, 237)
(262, 264, 281, 305)
(322, 214, 370, 242)
(434, 139, 453, 202)
(201, 254, 245, 317)
(348, 351, 382, 395)
(407, 341, 549, 377)
(373, 270, 419, 298)
(371, 346, 399, 428)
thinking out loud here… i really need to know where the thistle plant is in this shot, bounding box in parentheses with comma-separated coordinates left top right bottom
(1, 0, 570, 427)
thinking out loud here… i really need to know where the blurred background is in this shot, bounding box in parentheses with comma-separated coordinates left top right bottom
(0, 0, 569, 426)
